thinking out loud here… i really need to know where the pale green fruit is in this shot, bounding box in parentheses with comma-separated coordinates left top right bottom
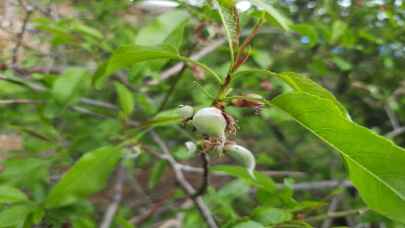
(192, 107, 226, 137)
(224, 144, 256, 178)
(177, 105, 194, 120)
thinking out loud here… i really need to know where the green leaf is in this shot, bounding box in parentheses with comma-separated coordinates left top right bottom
(0, 186, 28, 204)
(137, 107, 185, 130)
(271, 92, 405, 223)
(332, 56, 352, 71)
(213, 0, 240, 62)
(252, 207, 293, 225)
(0, 158, 49, 188)
(252, 49, 273, 68)
(114, 82, 134, 118)
(163, 22, 186, 50)
(135, 10, 189, 47)
(249, 0, 291, 31)
(93, 45, 221, 88)
(71, 22, 103, 40)
(52, 68, 88, 105)
(211, 165, 276, 191)
(276, 72, 349, 116)
(148, 160, 167, 189)
(46, 146, 122, 208)
(93, 45, 178, 88)
(330, 20, 347, 44)
(0, 205, 31, 228)
(235, 70, 349, 116)
(233, 220, 265, 228)
(291, 24, 318, 47)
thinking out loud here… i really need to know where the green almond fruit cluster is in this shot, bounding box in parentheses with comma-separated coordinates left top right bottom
(178, 105, 256, 176)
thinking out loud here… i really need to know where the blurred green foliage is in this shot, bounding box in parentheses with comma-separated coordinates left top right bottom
(1, 0, 405, 227)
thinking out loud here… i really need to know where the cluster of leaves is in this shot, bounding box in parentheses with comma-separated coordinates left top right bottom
(1, 0, 405, 227)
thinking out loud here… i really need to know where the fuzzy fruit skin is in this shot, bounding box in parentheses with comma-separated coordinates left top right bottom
(224, 144, 256, 178)
(177, 105, 194, 120)
(192, 107, 226, 137)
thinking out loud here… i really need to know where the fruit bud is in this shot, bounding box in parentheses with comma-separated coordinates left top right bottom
(224, 143, 256, 178)
(184, 141, 197, 154)
(231, 93, 264, 108)
(192, 107, 227, 137)
(177, 105, 194, 120)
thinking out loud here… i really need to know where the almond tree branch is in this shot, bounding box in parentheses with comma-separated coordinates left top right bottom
(150, 131, 218, 228)
(146, 38, 225, 85)
(384, 104, 400, 130)
(321, 194, 343, 228)
(192, 152, 209, 198)
(287, 180, 353, 191)
(304, 208, 368, 223)
(386, 126, 405, 138)
(100, 164, 125, 228)
(0, 99, 41, 105)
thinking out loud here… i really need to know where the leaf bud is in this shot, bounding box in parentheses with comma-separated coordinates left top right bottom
(177, 105, 194, 120)
(184, 141, 197, 155)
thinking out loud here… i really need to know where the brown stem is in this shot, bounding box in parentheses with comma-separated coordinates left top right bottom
(231, 18, 264, 72)
(192, 153, 209, 198)
(150, 131, 218, 228)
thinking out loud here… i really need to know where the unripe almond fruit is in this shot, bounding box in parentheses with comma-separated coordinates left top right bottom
(224, 144, 256, 178)
(192, 107, 227, 137)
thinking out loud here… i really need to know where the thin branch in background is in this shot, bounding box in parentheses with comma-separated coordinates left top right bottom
(157, 65, 187, 113)
(383, 101, 405, 138)
(0, 99, 41, 105)
(386, 126, 405, 138)
(321, 194, 343, 228)
(0, 64, 62, 75)
(71, 106, 110, 119)
(147, 38, 225, 85)
(384, 103, 400, 130)
(79, 98, 118, 110)
(288, 180, 353, 191)
(192, 152, 209, 198)
(150, 131, 218, 228)
(100, 164, 125, 228)
(304, 208, 368, 223)
(130, 191, 174, 225)
(11, 0, 33, 66)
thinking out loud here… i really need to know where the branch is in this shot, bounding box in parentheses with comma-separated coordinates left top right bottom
(99, 164, 125, 228)
(192, 152, 209, 198)
(304, 208, 368, 223)
(321, 194, 343, 228)
(287, 180, 353, 191)
(11, 1, 33, 66)
(0, 99, 41, 105)
(0, 64, 62, 75)
(386, 126, 405, 138)
(157, 64, 187, 112)
(146, 38, 225, 85)
(130, 191, 173, 225)
(384, 103, 400, 130)
(150, 131, 218, 228)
